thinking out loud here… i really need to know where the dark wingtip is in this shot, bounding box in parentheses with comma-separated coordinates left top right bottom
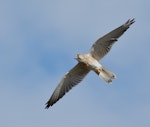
(45, 102, 51, 109)
(124, 18, 135, 27)
(130, 18, 135, 24)
(45, 106, 49, 109)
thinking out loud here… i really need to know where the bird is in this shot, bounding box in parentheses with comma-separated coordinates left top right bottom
(45, 19, 135, 109)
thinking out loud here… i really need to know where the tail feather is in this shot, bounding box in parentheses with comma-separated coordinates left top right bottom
(98, 66, 116, 84)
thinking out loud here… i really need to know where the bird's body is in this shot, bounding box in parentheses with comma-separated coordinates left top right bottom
(75, 53, 116, 83)
(75, 54, 102, 71)
(45, 19, 135, 108)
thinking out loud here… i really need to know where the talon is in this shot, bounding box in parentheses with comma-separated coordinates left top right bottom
(98, 67, 103, 73)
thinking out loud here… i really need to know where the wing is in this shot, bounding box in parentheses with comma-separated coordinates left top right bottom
(45, 62, 90, 108)
(90, 19, 135, 61)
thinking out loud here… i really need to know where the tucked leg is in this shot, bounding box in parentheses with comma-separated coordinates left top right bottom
(97, 67, 103, 73)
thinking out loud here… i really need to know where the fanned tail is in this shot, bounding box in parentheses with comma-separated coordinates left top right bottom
(97, 66, 116, 84)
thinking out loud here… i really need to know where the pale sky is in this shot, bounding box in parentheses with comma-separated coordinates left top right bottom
(0, 0, 150, 127)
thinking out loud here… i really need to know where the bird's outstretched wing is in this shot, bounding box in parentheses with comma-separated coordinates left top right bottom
(45, 62, 90, 108)
(90, 19, 135, 61)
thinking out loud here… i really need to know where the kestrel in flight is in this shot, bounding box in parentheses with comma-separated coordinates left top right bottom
(45, 19, 135, 108)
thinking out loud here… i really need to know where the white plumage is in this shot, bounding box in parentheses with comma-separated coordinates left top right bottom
(45, 19, 135, 108)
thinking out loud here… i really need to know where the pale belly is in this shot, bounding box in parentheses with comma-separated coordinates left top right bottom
(78, 54, 102, 71)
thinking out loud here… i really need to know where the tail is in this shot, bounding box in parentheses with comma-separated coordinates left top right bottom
(97, 66, 116, 84)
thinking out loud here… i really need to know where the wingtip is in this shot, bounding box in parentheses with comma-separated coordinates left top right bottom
(45, 102, 51, 109)
(45, 106, 49, 109)
(130, 18, 135, 24)
(124, 18, 135, 27)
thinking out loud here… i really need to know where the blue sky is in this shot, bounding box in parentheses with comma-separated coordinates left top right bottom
(0, 0, 150, 127)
